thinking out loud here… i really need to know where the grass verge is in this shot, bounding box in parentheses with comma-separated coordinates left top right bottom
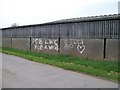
(0, 47, 119, 82)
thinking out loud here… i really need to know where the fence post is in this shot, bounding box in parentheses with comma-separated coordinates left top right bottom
(103, 38, 106, 59)
(58, 24, 61, 53)
(10, 29, 12, 48)
(10, 37, 12, 48)
(29, 37, 31, 51)
(29, 27, 32, 51)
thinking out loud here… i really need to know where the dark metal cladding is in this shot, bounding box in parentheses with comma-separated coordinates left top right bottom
(1, 14, 120, 39)
(1, 14, 119, 60)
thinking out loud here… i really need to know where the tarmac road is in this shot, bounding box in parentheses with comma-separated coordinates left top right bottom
(0, 53, 2, 89)
(2, 53, 118, 88)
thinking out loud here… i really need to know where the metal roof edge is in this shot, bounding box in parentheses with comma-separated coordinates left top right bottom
(2, 14, 120, 30)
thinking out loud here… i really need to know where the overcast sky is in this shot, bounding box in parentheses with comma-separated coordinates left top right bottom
(0, 0, 119, 28)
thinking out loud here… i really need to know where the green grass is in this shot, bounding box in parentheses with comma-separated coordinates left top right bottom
(0, 47, 119, 82)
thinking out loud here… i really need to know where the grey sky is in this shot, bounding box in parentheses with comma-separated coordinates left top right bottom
(0, 0, 119, 28)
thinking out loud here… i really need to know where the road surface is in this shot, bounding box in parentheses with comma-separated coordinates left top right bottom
(2, 53, 118, 88)
(0, 53, 2, 89)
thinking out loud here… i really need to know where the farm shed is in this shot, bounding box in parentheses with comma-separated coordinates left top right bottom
(1, 14, 120, 60)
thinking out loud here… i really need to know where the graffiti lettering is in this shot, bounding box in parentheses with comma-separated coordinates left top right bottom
(32, 38, 59, 51)
(64, 39, 85, 54)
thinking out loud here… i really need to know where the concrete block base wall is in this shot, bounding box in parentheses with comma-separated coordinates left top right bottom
(12, 38, 30, 51)
(2, 38, 12, 48)
(106, 39, 119, 60)
(60, 39, 104, 60)
(2, 37, 118, 61)
(31, 38, 59, 54)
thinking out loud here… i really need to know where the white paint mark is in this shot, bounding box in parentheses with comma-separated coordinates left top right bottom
(63, 39, 85, 54)
(77, 44, 85, 54)
(54, 40, 58, 46)
(32, 38, 59, 51)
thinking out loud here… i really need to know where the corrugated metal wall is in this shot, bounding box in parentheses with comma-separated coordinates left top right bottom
(2, 19, 119, 39)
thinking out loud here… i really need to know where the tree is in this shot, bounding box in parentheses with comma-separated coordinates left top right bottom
(11, 23, 19, 27)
